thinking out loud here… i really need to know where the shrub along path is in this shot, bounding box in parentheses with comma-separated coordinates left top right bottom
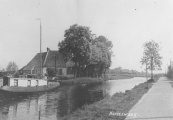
(125, 77, 173, 120)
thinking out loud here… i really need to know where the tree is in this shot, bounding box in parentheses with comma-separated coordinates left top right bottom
(58, 24, 113, 78)
(167, 65, 173, 79)
(141, 40, 162, 80)
(6, 61, 18, 72)
(46, 68, 55, 77)
(58, 24, 92, 78)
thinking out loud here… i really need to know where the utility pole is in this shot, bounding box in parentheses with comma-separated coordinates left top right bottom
(171, 58, 173, 79)
(36, 18, 42, 78)
(54, 55, 56, 77)
(151, 56, 153, 80)
(145, 58, 148, 89)
(170, 58, 171, 67)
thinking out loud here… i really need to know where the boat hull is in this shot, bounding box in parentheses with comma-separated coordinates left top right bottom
(0, 82, 60, 93)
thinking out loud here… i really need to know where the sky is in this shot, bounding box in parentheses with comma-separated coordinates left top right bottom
(0, 0, 173, 73)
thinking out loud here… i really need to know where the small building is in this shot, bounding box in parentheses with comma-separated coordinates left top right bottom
(22, 48, 74, 77)
(121, 69, 129, 74)
(0, 71, 16, 77)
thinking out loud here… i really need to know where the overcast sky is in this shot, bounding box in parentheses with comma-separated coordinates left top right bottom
(0, 0, 173, 73)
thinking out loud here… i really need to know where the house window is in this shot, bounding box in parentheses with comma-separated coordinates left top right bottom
(14, 79, 18, 86)
(36, 80, 39, 86)
(35, 68, 40, 74)
(59, 69, 62, 75)
(67, 67, 73, 74)
(27, 80, 31, 87)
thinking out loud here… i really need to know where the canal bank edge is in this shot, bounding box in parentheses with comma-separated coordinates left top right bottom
(57, 77, 106, 85)
(57, 75, 136, 85)
(60, 76, 161, 120)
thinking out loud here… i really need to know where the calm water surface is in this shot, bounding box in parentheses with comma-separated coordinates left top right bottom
(0, 77, 146, 120)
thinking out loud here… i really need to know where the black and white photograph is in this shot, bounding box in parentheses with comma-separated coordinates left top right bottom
(0, 0, 173, 120)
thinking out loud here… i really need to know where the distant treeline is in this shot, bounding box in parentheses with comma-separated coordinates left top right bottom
(167, 65, 173, 79)
(58, 24, 113, 78)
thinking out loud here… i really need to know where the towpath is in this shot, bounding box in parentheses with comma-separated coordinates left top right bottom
(125, 77, 173, 120)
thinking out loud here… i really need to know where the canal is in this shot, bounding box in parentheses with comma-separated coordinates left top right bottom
(0, 77, 146, 120)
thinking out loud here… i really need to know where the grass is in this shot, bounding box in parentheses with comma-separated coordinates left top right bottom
(170, 82, 173, 88)
(58, 75, 135, 85)
(58, 77, 105, 85)
(60, 76, 160, 120)
(169, 77, 173, 88)
(108, 75, 133, 80)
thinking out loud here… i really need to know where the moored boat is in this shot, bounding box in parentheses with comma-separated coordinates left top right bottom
(0, 76, 60, 93)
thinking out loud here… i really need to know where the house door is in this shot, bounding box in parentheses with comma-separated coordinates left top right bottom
(59, 69, 62, 75)
(3, 76, 9, 86)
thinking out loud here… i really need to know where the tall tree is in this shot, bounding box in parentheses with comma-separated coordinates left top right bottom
(58, 24, 92, 78)
(141, 40, 162, 79)
(6, 61, 18, 72)
(88, 36, 112, 77)
(58, 24, 113, 78)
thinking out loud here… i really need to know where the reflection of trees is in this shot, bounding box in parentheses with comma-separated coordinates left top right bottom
(56, 85, 104, 118)
(58, 85, 78, 117)
(13, 104, 17, 117)
(0, 105, 10, 120)
(0, 84, 104, 119)
(0, 92, 41, 120)
(26, 97, 31, 114)
(44, 92, 61, 117)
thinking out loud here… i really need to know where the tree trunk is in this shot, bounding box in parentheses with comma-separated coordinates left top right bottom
(74, 62, 77, 78)
(86, 65, 88, 77)
(92, 65, 94, 78)
(151, 69, 153, 79)
(151, 57, 153, 79)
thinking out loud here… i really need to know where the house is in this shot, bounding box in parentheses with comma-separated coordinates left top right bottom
(22, 48, 74, 77)
(121, 69, 129, 74)
(0, 71, 16, 77)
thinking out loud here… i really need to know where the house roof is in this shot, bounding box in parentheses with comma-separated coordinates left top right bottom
(23, 52, 47, 71)
(43, 50, 66, 67)
(23, 49, 66, 71)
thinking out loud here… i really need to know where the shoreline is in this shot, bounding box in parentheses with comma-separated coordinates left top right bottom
(60, 76, 160, 120)
(57, 75, 139, 85)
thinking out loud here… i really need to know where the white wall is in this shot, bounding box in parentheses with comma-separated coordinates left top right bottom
(38, 80, 47, 86)
(10, 79, 14, 86)
(43, 67, 47, 76)
(0, 79, 3, 87)
(18, 80, 27, 87)
(62, 68, 67, 75)
(9, 78, 47, 87)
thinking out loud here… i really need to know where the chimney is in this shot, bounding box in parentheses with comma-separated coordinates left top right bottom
(47, 47, 50, 52)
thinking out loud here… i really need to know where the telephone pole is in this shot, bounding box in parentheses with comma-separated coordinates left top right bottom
(36, 18, 42, 78)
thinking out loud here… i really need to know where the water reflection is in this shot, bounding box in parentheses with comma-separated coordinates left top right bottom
(0, 77, 146, 120)
(0, 84, 104, 120)
(104, 77, 147, 96)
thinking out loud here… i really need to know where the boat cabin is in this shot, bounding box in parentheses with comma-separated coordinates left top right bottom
(0, 76, 48, 87)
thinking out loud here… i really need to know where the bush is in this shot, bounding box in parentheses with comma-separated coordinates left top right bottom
(148, 78, 154, 83)
(57, 76, 68, 80)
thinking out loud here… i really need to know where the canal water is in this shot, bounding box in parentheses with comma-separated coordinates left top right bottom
(0, 77, 146, 120)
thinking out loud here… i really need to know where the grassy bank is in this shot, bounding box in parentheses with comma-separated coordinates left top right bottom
(108, 73, 153, 79)
(61, 76, 160, 120)
(170, 81, 173, 88)
(108, 75, 133, 80)
(58, 75, 135, 85)
(57, 77, 105, 85)
(169, 77, 173, 88)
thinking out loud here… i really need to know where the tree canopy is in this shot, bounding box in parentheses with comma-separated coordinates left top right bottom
(58, 24, 113, 78)
(6, 61, 18, 72)
(141, 40, 162, 79)
(167, 65, 173, 78)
